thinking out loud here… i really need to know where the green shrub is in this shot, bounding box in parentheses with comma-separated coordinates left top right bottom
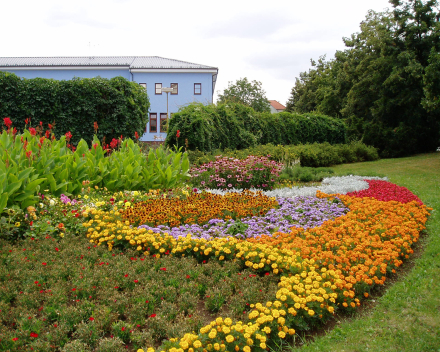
(165, 102, 347, 152)
(279, 166, 334, 183)
(186, 141, 378, 171)
(0, 72, 149, 145)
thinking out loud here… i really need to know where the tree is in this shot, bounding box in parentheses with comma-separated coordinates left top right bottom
(217, 77, 271, 113)
(285, 0, 440, 157)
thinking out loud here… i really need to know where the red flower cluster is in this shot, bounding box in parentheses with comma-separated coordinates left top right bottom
(347, 180, 423, 205)
(3, 117, 12, 129)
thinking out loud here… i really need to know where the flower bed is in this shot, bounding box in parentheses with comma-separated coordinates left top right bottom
(0, 178, 431, 351)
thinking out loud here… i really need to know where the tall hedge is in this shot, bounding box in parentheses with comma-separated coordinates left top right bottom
(165, 102, 347, 152)
(0, 72, 149, 145)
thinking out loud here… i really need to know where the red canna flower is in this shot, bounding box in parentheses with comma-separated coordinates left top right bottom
(39, 121, 43, 127)
(93, 121, 98, 132)
(135, 131, 139, 140)
(3, 117, 12, 129)
(110, 138, 118, 149)
(176, 129, 180, 138)
(29, 127, 37, 136)
(12, 127, 17, 135)
(65, 131, 72, 141)
(45, 130, 50, 139)
(48, 123, 53, 130)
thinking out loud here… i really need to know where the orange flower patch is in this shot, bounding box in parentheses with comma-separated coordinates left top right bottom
(121, 190, 278, 227)
(247, 191, 430, 304)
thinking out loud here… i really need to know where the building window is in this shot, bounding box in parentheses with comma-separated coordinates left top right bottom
(194, 83, 201, 95)
(160, 113, 168, 133)
(139, 83, 146, 90)
(149, 113, 157, 133)
(155, 83, 162, 95)
(171, 83, 178, 95)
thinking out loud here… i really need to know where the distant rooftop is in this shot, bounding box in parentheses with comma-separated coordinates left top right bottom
(269, 100, 286, 110)
(0, 56, 217, 70)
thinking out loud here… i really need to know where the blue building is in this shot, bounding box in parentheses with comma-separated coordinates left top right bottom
(0, 56, 218, 142)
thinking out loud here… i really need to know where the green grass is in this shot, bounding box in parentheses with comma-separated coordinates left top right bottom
(284, 152, 440, 352)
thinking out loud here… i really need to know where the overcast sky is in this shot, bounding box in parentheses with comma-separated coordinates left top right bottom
(2, 0, 392, 106)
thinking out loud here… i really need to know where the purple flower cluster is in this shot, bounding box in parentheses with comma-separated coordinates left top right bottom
(138, 195, 348, 241)
(189, 155, 284, 191)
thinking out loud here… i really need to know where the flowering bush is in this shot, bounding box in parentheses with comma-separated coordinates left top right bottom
(190, 155, 284, 191)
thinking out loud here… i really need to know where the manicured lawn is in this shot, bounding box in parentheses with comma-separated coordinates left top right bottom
(285, 152, 440, 352)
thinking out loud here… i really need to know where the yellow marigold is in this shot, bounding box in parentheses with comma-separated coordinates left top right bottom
(225, 335, 234, 343)
(193, 340, 202, 348)
(278, 331, 286, 338)
(243, 347, 251, 352)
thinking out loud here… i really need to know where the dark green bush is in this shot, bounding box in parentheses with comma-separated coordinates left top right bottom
(166, 102, 346, 152)
(0, 72, 149, 146)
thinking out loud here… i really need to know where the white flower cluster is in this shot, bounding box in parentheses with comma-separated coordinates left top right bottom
(202, 175, 388, 198)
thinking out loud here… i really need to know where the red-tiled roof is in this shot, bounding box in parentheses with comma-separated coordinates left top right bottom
(269, 100, 286, 110)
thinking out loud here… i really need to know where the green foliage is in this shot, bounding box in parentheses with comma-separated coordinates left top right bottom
(187, 141, 378, 169)
(165, 102, 347, 152)
(286, 1, 440, 157)
(0, 72, 149, 145)
(0, 128, 190, 215)
(279, 166, 334, 183)
(217, 77, 271, 112)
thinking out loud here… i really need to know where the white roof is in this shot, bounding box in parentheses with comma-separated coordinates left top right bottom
(0, 56, 217, 70)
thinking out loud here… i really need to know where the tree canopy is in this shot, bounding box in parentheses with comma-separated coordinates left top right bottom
(217, 77, 271, 113)
(286, 0, 440, 157)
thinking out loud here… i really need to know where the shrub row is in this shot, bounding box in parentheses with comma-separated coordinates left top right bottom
(187, 141, 379, 168)
(0, 72, 149, 145)
(165, 103, 347, 152)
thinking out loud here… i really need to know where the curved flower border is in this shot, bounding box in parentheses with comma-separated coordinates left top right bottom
(82, 178, 432, 352)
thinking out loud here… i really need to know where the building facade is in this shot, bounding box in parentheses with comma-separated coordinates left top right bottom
(268, 100, 286, 114)
(0, 56, 218, 142)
